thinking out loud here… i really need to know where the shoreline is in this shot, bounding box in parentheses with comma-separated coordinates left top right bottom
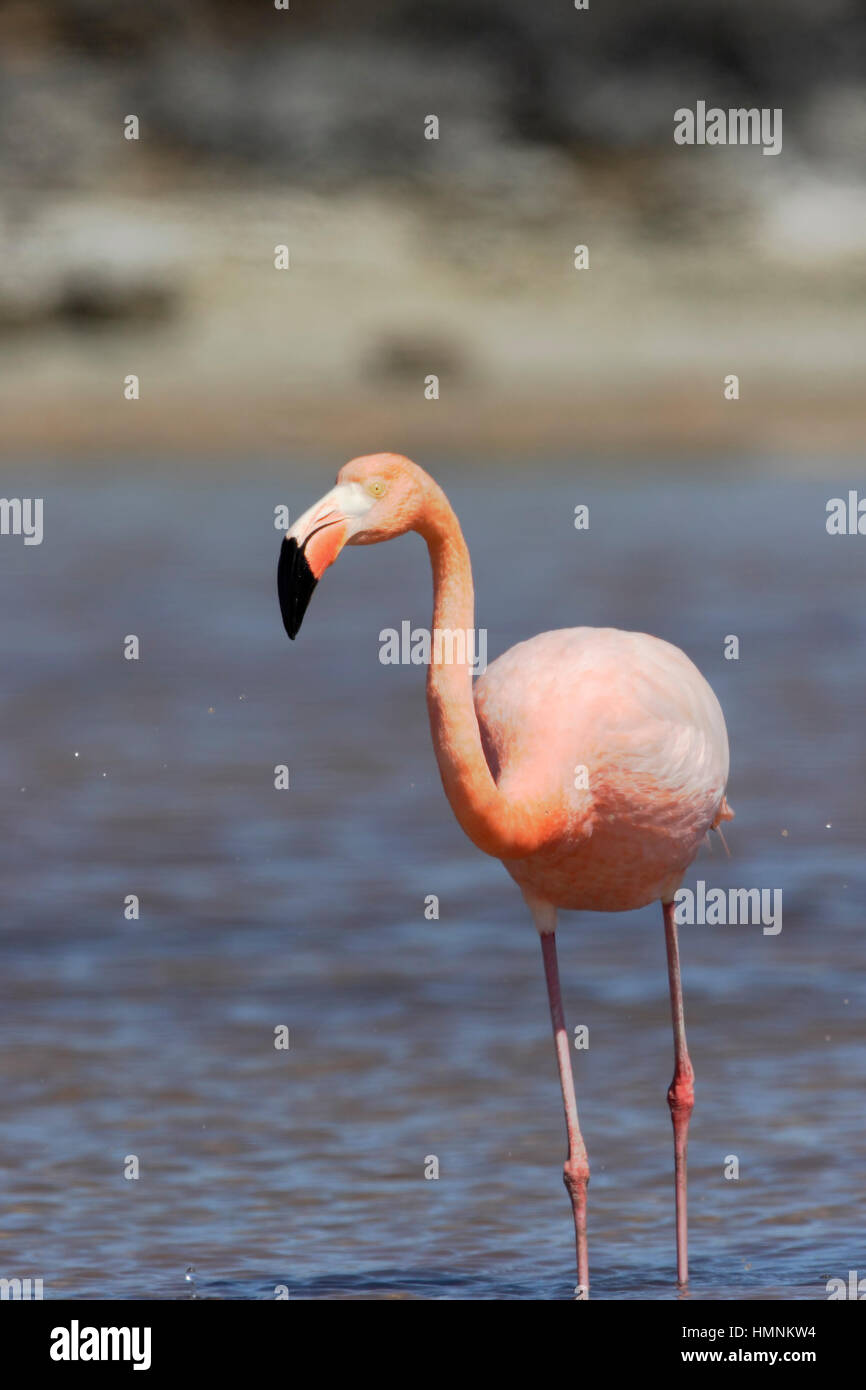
(1, 381, 862, 470)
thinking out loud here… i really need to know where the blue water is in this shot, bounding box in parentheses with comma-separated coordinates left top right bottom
(0, 462, 863, 1299)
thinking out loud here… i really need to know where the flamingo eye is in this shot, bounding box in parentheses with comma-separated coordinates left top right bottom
(366, 479, 386, 499)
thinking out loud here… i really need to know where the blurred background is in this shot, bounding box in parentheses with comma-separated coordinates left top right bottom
(1, 0, 865, 462)
(1, 2, 865, 1302)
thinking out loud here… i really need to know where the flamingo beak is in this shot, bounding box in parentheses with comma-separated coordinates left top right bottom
(278, 487, 351, 639)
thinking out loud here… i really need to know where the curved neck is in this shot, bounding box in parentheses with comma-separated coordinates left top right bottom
(417, 483, 545, 860)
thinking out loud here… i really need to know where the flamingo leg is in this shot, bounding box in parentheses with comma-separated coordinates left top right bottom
(662, 898, 695, 1286)
(539, 928, 590, 1297)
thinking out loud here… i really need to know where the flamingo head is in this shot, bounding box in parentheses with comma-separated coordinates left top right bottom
(278, 452, 426, 639)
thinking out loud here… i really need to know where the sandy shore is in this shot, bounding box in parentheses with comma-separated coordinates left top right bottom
(1, 381, 864, 469)
(1, 190, 864, 468)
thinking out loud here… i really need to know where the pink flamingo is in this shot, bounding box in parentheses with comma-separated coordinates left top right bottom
(278, 453, 732, 1296)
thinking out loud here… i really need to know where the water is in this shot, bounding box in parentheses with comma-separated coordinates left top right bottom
(1, 462, 863, 1300)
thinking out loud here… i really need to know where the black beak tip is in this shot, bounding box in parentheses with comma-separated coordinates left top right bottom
(278, 536, 319, 640)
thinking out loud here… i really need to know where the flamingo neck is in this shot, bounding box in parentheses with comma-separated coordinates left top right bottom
(418, 484, 544, 860)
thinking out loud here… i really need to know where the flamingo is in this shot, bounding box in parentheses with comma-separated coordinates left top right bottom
(278, 453, 733, 1297)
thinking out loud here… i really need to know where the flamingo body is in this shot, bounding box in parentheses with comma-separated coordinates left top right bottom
(473, 626, 730, 913)
(278, 454, 734, 1294)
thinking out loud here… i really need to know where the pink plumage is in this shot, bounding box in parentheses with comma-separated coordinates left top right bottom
(475, 626, 730, 913)
(280, 453, 733, 1297)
